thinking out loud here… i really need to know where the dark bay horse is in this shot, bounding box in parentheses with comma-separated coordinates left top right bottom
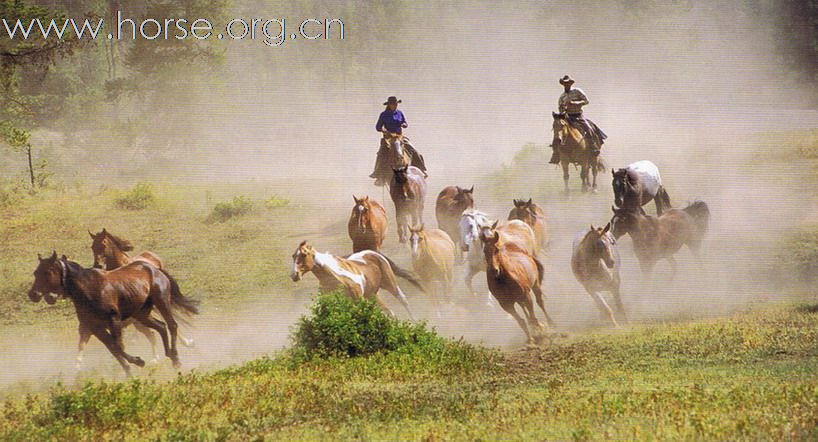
(389, 166, 427, 243)
(610, 201, 710, 278)
(507, 198, 549, 252)
(552, 112, 606, 195)
(348, 195, 388, 253)
(290, 241, 421, 319)
(571, 224, 625, 327)
(28, 252, 199, 376)
(612, 160, 671, 215)
(435, 185, 474, 253)
(480, 226, 554, 345)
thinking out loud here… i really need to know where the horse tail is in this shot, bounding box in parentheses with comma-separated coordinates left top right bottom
(594, 156, 607, 173)
(159, 268, 200, 319)
(380, 254, 427, 293)
(657, 186, 672, 213)
(682, 200, 710, 238)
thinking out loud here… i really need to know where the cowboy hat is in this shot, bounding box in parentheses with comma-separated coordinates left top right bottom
(383, 96, 402, 105)
(559, 75, 575, 85)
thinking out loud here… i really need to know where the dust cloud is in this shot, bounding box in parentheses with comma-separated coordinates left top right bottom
(4, 0, 818, 393)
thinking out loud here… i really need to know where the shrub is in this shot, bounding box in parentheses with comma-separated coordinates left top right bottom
(291, 290, 447, 359)
(264, 194, 290, 209)
(207, 195, 254, 223)
(114, 182, 155, 210)
(775, 229, 818, 284)
(0, 179, 25, 209)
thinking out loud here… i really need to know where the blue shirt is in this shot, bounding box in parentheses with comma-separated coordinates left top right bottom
(376, 109, 407, 134)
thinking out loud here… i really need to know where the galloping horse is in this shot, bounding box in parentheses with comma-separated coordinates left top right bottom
(290, 241, 421, 319)
(507, 198, 549, 251)
(459, 211, 538, 304)
(348, 195, 388, 253)
(480, 224, 554, 344)
(408, 224, 456, 311)
(389, 166, 427, 243)
(552, 112, 606, 195)
(435, 185, 474, 253)
(89, 229, 194, 365)
(572, 224, 625, 327)
(610, 201, 710, 278)
(28, 252, 199, 376)
(612, 160, 671, 215)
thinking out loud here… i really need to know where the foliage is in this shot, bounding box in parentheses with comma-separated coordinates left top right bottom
(291, 290, 447, 359)
(206, 195, 255, 223)
(774, 228, 818, 284)
(264, 194, 290, 209)
(113, 182, 155, 210)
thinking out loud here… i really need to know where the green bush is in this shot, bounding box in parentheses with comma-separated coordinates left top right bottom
(0, 179, 24, 209)
(776, 229, 818, 284)
(264, 194, 290, 209)
(291, 290, 447, 359)
(114, 182, 155, 210)
(207, 195, 254, 223)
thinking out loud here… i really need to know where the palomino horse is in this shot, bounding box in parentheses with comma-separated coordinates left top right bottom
(89, 229, 194, 365)
(572, 224, 625, 327)
(28, 252, 199, 376)
(459, 210, 538, 305)
(610, 201, 710, 278)
(348, 195, 388, 253)
(290, 241, 421, 319)
(480, 223, 554, 344)
(389, 166, 427, 243)
(507, 198, 549, 252)
(384, 132, 412, 170)
(612, 160, 672, 215)
(552, 112, 606, 195)
(435, 185, 474, 254)
(408, 224, 456, 312)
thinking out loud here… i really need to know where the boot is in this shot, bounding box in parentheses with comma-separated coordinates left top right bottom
(548, 145, 560, 164)
(370, 147, 387, 183)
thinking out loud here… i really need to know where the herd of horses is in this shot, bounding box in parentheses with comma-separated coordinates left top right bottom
(25, 132, 711, 374)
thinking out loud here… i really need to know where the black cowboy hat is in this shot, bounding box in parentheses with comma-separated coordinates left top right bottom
(383, 96, 402, 105)
(559, 75, 575, 86)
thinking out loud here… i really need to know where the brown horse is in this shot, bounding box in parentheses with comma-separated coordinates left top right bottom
(610, 201, 710, 278)
(389, 166, 427, 243)
(508, 198, 549, 251)
(408, 224, 456, 311)
(480, 224, 554, 344)
(435, 185, 474, 253)
(28, 252, 199, 376)
(89, 229, 195, 364)
(290, 241, 422, 319)
(571, 224, 625, 327)
(552, 112, 606, 195)
(348, 195, 388, 253)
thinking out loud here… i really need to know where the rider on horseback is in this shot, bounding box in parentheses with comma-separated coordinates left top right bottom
(370, 96, 428, 186)
(549, 75, 607, 164)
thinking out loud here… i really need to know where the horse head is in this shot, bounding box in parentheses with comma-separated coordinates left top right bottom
(610, 206, 642, 239)
(290, 240, 316, 282)
(352, 195, 371, 232)
(384, 133, 408, 168)
(391, 166, 409, 184)
(509, 198, 536, 226)
(611, 168, 633, 208)
(29, 251, 64, 304)
(479, 220, 502, 274)
(454, 186, 475, 208)
(408, 224, 426, 258)
(89, 228, 134, 269)
(583, 223, 616, 268)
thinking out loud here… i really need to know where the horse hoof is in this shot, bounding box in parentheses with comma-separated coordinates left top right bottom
(134, 357, 146, 368)
(592, 188, 599, 194)
(181, 337, 195, 348)
(148, 358, 159, 365)
(172, 360, 182, 369)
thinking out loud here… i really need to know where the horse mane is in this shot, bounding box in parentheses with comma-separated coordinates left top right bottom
(105, 231, 134, 252)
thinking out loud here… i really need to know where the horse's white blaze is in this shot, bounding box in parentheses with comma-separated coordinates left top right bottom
(316, 251, 366, 293)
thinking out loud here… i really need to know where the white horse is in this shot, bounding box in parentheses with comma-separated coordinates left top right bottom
(459, 209, 495, 306)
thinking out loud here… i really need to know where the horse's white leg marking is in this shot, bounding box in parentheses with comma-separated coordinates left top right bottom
(588, 289, 618, 327)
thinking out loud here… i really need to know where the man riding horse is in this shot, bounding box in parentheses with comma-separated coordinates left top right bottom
(549, 75, 607, 164)
(369, 96, 428, 186)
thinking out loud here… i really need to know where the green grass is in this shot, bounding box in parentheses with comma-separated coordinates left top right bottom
(1, 303, 817, 440)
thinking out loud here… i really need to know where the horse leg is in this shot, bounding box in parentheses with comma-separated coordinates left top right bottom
(580, 165, 589, 193)
(562, 161, 570, 198)
(520, 295, 545, 343)
(611, 284, 627, 324)
(499, 300, 532, 344)
(152, 296, 181, 368)
(532, 284, 556, 329)
(91, 326, 138, 377)
(76, 323, 91, 370)
(379, 272, 414, 320)
(132, 320, 159, 364)
(667, 256, 678, 282)
(587, 288, 619, 327)
(108, 315, 146, 368)
(133, 310, 171, 365)
(591, 160, 599, 193)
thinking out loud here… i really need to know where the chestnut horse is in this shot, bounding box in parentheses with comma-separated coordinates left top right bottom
(435, 185, 474, 253)
(290, 241, 421, 319)
(28, 252, 199, 376)
(612, 160, 671, 215)
(89, 229, 195, 365)
(610, 201, 710, 278)
(572, 224, 625, 327)
(507, 198, 549, 252)
(389, 166, 427, 243)
(348, 195, 388, 252)
(408, 224, 456, 311)
(480, 223, 554, 344)
(552, 112, 606, 195)
(459, 210, 538, 304)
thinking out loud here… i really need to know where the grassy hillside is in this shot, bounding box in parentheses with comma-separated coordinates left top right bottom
(1, 302, 817, 440)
